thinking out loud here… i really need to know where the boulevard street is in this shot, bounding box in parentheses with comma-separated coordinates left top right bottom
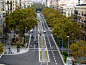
(0, 13, 64, 65)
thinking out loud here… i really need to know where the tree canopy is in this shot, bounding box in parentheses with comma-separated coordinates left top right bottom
(70, 40, 86, 64)
(42, 8, 85, 43)
(0, 43, 3, 53)
(31, 3, 46, 11)
(6, 7, 38, 37)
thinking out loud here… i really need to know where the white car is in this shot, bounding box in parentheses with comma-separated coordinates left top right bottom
(30, 29, 33, 33)
(0, 55, 2, 58)
(43, 30, 46, 33)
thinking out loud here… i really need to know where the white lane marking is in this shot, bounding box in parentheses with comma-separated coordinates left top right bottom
(55, 63, 57, 65)
(55, 60, 56, 62)
(47, 36, 51, 48)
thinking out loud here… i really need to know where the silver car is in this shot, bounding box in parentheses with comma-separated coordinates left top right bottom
(0, 55, 2, 58)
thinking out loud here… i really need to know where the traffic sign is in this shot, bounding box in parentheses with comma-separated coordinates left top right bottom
(61, 47, 63, 49)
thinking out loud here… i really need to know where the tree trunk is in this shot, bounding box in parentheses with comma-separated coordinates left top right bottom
(79, 57, 81, 65)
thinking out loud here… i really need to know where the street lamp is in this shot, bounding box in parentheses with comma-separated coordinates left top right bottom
(67, 36, 69, 65)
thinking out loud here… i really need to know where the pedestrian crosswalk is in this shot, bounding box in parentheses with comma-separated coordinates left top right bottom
(29, 48, 59, 51)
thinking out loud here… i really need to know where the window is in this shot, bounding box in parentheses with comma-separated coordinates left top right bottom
(82, 11, 83, 16)
(0, 34, 2, 37)
(0, 20, 2, 24)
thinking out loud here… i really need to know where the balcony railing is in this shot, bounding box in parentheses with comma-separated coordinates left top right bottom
(84, 20, 86, 23)
(84, 14, 86, 16)
(74, 10, 78, 14)
(6, 1, 12, 4)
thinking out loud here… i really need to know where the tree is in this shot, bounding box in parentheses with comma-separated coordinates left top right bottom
(0, 43, 3, 53)
(70, 40, 86, 65)
(52, 18, 84, 43)
(5, 7, 38, 44)
(31, 3, 46, 11)
(67, 14, 74, 22)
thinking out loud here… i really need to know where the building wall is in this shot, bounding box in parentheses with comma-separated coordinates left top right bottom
(59, 6, 75, 17)
(75, 6, 86, 27)
(0, 12, 3, 38)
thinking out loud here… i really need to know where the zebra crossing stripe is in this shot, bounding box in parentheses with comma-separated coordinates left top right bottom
(29, 50, 59, 51)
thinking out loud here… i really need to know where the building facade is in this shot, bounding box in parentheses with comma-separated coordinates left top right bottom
(0, 0, 6, 38)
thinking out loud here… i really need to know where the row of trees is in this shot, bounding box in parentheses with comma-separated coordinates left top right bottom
(42, 8, 86, 64)
(0, 43, 3, 53)
(31, 3, 46, 11)
(6, 7, 38, 43)
(42, 8, 84, 43)
(70, 40, 86, 64)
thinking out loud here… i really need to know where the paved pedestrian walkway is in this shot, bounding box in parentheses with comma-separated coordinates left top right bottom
(3, 45, 29, 55)
(2, 33, 30, 55)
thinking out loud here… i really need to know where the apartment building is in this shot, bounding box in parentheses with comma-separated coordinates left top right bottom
(21, 1, 31, 9)
(58, 0, 78, 17)
(0, 0, 6, 38)
(59, 6, 75, 17)
(74, 4, 86, 41)
(74, 4, 86, 27)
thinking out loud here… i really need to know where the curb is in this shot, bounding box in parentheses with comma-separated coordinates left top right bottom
(51, 34, 65, 65)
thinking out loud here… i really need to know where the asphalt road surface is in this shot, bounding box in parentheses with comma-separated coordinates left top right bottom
(0, 13, 64, 65)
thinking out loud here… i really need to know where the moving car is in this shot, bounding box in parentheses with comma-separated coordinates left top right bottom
(31, 35, 34, 38)
(30, 29, 33, 33)
(0, 55, 2, 58)
(43, 30, 46, 33)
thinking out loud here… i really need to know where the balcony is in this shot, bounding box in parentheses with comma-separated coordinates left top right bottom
(84, 20, 86, 23)
(74, 10, 78, 14)
(78, 16, 82, 19)
(6, 1, 12, 4)
(74, 17, 77, 19)
(84, 14, 86, 16)
(10, 8, 12, 10)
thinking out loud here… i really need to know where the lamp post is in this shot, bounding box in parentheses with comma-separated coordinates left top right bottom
(67, 36, 69, 65)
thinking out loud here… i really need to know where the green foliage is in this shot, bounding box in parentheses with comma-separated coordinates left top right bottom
(70, 40, 86, 57)
(6, 7, 38, 37)
(31, 3, 45, 11)
(0, 43, 3, 53)
(42, 8, 85, 43)
(17, 43, 20, 48)
(0, 29, 2, 35)
(62, 52, 68, 56)
(70, 40, 86, 64)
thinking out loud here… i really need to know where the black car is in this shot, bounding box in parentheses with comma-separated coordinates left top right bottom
(31, 35, 34, 38)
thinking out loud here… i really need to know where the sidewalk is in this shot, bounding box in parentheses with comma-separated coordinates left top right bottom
(3, 45, 29, 55)
(2, 33, 30, 55)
